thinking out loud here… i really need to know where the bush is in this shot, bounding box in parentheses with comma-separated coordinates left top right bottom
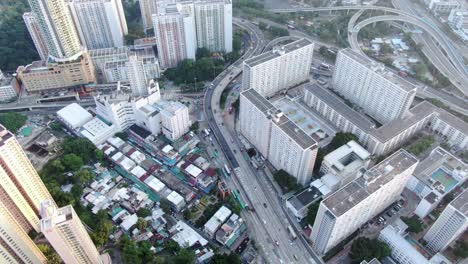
(407, 135, 434, 155)
(305, 201, 321, 226)
(273, 169, 301, 192)
(401, 216, 424, 233)
(453, 240, 468, 258)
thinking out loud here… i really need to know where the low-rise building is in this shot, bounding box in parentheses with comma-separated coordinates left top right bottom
(320, 140, 371, 187)
(424, 0, 462, 15)
(0, 70, 19, 102)
(17, 53, 96, 93)
(407, 147, 467, 218)
(215, 213, 246, 248)
(448, 9, 468, 42)
(171, 220, 208, 248)
(204, 206, 232, 237)
(57, 103, 93, 130)
(286, 186, 322, 221)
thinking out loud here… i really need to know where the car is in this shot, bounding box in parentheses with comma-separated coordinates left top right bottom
(263, 203, 267, 208)
(386, 212, 393, 218)
(275, 240, 279, 246)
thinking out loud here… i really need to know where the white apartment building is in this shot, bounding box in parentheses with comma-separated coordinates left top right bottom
(128, 53, 149, 96)
(310, 149, 418, 255)
(0, 125, 55, 233)
(303, 83, 468, 155)
(23, 12, 49, 60)
(28, 0, 83, 61)
(424, 189, 468, 252)
(204, 206, 231, 237)
(159, 101, 191, 141)
(243, 38, 314, 97)
(67, 0, 128, 49)
(332, 49, 417, 124)
(424, 0, 463, 14)
(448, 9, 468, 41)
(139, 0, 159, 31)
(320, 140, 371, 187)
(153, 2, 197, 69)
(194, 0, 232, 53)
(41, 200, 102, 264)
(240, 88, 318, 185)
(0, 202, 47, 264)
(0, 71, 19, 102)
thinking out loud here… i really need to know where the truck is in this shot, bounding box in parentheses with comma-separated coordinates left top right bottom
(318, 63, 331, 71)
(287, 225, 297, 240)
(287, 24, 295, 29)
(203, 128, 210, 137)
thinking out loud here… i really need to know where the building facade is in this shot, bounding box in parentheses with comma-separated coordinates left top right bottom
(159, 101, 191, 141)
(128, 53, 149, 96)
(332, 49, 417, 124)
(310, 150, 418, 255)
(194, 0, 232, 53)
(67, 0, 128, 49)
(0, 71, 19, 102)
(139, 0, 159, 31)
(152, 2, 197, 69)
(0, 125, 55, 232)
(41, 200, 102, 264)
(27, 0, 83, 61)
(239, 88, 318, 185)
(17, 53, 96, 93)
(23, 12, 49, 60)
(0, 202, 47, 264)
(242, 38, 314, 97)
(423, 189, 467, 252)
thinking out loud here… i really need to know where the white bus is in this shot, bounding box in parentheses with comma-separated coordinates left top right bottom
(287, 225, 297, 240)
(224, 164, 231, 175)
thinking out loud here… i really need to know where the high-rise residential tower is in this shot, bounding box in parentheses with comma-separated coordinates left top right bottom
(242, 38, 314, 97)
(194, 0, 232, 53)
(67, 0, 128, 49)
(0, 202, 47, 264)
(27, 0, 83, 61)
(139, 0, 159, 31)
(128, 53, 150, 96)
(310, 149, 418, 255)
(331, 48, 417, 124)
(41, 200, 102, 264)
(423, 189, 467, 252)
(23, 12, 49, 61)
(153, 2, 197, 68)
(0, 125, 54, 232)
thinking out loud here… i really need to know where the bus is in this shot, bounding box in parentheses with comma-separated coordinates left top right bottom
(287, 24, 295, 29)
(203, 129, 210, 137)
(233, 190, 246, 209)
(287, 225, 297, 240)
(224, 164, 231, 175)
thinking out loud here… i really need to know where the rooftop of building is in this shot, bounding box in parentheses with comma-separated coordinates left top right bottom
(304, 83, 376, 132)
(339, 48, 417, 92)
(88, 47, 129, 58)
(0, 71, 15, 86)
(450, 188, 468, 216)
(323, 140, 370, 169)
(244, 38, 313, 67)
(413, 147, 467, 195)
(242, 88, 317, 149)
(57, 103, 93, 128)
(323, 149, 418, 217)
(287, 186, 322, 210)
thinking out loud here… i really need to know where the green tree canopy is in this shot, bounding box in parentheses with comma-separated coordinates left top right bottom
(74, 169, 95, 185)
(62, 154, 84, 171)
(165, 239, 181, 253)
(453, 240, 468, 259)
(61, 137, 97, 163)
(349, 237, 391, 263)
(273, 169, 301, 192)
(196, 47, 211, 60)
(0, 112, 27, 133)
(37, 244, 62, 264)
(92, 210, 113, 247)
(212, 252, 241, 264)
(137, 207, 152, 218)
(172, 248, 195, 264)
(305, 201, 320, 226)
(401, 216, 424, 233)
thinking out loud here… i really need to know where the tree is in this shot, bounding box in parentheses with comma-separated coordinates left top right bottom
(61, 137, 97, 163)
(305, 201, 320, 226)
(349, 237, 391, 263)
(269, 26, 289, 37)
(136, 218, 149, 231)
(401, 216, 424, 233)
(0, 112, 27, 133)
(380, 43, 393, 55)
(190, 121, 199, 132)
(114, 132, 128, 141)
(62, 154, 84, 171)
(196, 47, 211, 60)
(328, 132, 358, 150)
(273, 169, 301, 193)
(212, 252, 241, 264)
(246, 148, 257, 158)
(50, 121, 63, 131)
(172, 248, 195, 264)
(165, 239, 181, 253)
(258, 21, 267, 30)
(74, 169, 95, 185)
(37, 244, 62, 264)
(453, 240, 468, 258)
(120, 235, 142, 264)
(139, 241, 161, 263)
(159, 199, 172, 214)
(137, 207, 152, 218)
(94, 149, 105, 162)
(92, 216, 113, 247)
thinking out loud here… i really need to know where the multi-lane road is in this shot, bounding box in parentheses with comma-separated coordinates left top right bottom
(203, 19, 322, 264)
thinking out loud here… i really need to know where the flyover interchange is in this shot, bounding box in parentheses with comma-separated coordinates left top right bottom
(271, 6, 468, 96)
